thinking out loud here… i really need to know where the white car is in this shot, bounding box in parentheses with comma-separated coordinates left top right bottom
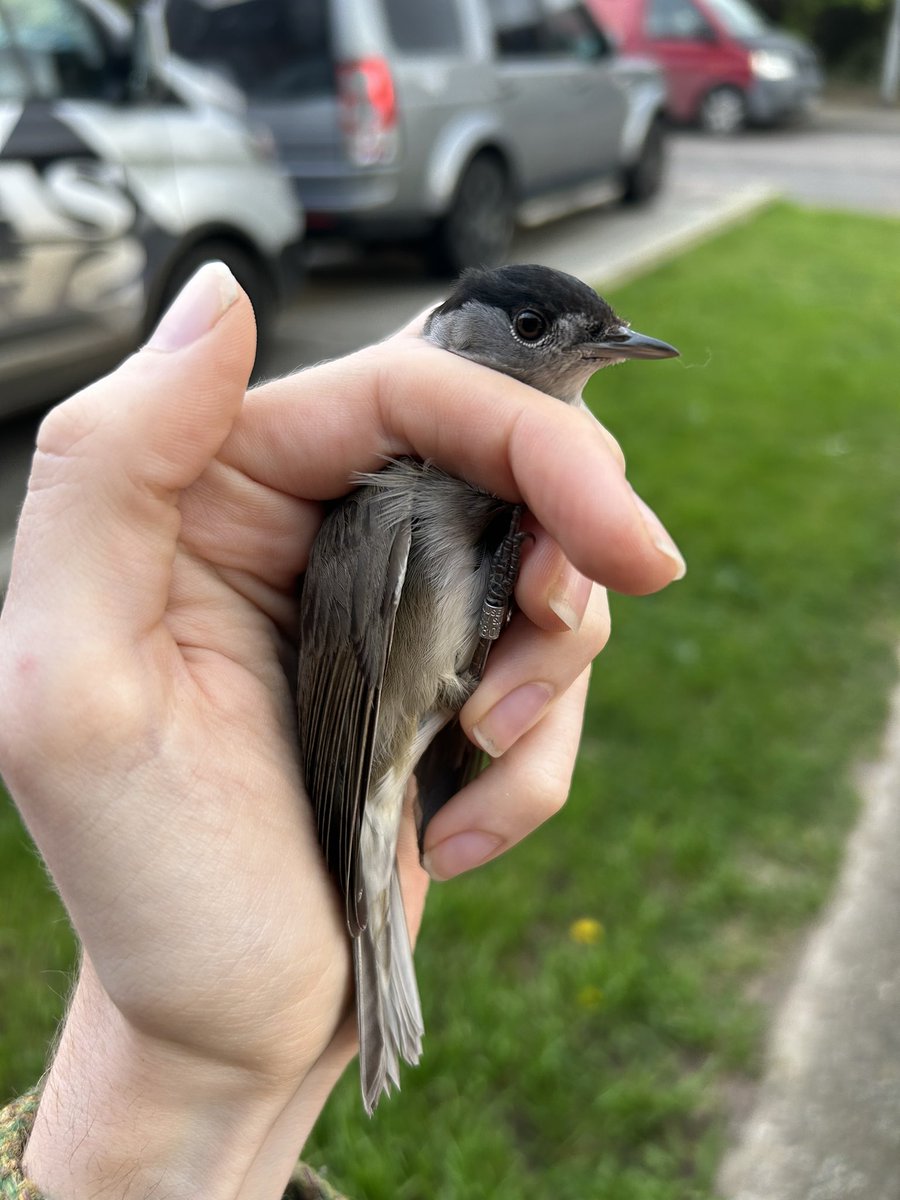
(0, 0, 304, 416)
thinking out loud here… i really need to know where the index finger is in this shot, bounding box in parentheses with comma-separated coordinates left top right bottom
(222, 336, 685, 595)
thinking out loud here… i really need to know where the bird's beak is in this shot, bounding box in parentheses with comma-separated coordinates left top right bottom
(583, 327, 679, 361)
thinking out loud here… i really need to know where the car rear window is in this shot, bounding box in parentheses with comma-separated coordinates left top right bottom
(164, 0, 334, 99)
(488, 0, 607, 57)
(383, 0, 464, 51)
(488, 0, 543, 54)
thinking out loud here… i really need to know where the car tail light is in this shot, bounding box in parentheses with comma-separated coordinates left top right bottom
(337, 57, 399, 167)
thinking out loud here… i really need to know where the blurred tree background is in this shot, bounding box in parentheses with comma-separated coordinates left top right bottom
(757, 0, 891, 82)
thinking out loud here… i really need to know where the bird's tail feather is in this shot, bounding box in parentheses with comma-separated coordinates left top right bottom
(354, 870, 424, 1115)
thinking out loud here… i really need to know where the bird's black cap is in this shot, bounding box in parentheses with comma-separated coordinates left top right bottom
(429, 264, 617, 329)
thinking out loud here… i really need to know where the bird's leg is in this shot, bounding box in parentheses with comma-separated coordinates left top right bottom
(466, 505, 527, 687)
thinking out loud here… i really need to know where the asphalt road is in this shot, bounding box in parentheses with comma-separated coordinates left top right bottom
(2, 103, 899, 563)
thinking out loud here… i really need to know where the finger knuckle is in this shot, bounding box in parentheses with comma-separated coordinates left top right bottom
(36, 388, 107, 460)
(580, 408, 626, 473)
(581, 593, 611, 658)
(603, 430, 626, 473)
(522, 760, 569, 824)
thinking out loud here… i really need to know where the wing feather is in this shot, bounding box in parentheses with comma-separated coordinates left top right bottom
(298, 487, 413, 936)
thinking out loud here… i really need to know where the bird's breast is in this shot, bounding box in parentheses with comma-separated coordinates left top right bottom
(368, 465, 505, 769)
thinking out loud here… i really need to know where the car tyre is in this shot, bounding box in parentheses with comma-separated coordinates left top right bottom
(427, 153, 514, 277)
(621, 116, 667, 204)
(153, 240, 274, 375)
(699, 85, 747, 135)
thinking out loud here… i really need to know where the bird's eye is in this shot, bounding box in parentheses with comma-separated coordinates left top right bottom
(513, 310, 548, 342)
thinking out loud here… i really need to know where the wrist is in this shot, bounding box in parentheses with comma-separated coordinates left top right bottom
(24, 960, 302, 1200)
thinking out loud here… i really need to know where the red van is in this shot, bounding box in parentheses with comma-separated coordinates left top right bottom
(587, 0, 822, 133)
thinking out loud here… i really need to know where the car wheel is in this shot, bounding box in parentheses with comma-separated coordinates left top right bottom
(621, 116, 667, 204)
(427, 153, 513, 277)
(699, 86, 747, 135)
(153, 240, 274, 374)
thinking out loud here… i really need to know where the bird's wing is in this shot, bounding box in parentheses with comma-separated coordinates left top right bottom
(298, 489, 412, 937)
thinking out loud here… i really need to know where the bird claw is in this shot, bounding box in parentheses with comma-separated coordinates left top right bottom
(467, 505, 526, 684)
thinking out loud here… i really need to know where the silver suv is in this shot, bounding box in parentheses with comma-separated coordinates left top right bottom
(162, 0, 667, 274)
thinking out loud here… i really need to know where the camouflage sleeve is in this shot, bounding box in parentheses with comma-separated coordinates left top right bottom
(0, 1092, 349, 1200)
(284, 1162, 350, 1200)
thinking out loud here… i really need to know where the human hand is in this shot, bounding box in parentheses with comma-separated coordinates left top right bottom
(0, 264, 684, 1200)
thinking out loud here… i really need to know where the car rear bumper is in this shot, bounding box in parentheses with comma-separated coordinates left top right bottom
(284, 169, 436, 241)
(287, 164, 402, 219)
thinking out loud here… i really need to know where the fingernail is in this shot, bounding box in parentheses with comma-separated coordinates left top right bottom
(423, 832, 503, 881)
(631, 491, 687, 581)
(147, 262, 239, 352)
(472, 681, 554, 758)
(548, 567, 592, 631)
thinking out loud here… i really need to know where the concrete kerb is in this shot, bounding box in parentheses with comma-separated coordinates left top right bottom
(586, 182, 779, 291)
(719, 657, 900, 1200)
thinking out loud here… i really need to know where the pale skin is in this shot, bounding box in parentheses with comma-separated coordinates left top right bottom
(0, 263, 685, 1200)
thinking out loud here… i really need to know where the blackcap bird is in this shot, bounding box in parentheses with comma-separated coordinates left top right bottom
(297, 264, 678, 1114)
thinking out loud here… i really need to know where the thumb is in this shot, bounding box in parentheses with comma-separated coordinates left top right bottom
(4, 262, 257, 639)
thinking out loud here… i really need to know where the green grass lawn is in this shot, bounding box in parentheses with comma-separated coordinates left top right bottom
(3, 202, 900, 1197)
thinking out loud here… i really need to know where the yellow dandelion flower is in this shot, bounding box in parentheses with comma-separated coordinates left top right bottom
(577, 985, 605, 1010)
(569, 917, 604, 945)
